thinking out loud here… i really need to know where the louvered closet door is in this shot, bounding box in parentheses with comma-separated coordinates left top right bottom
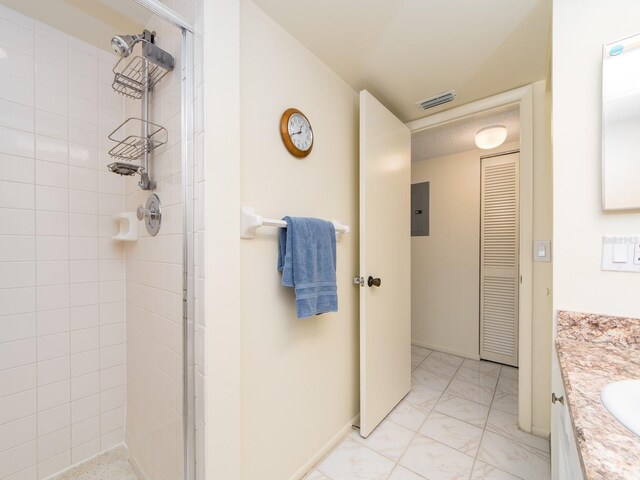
(480, 152, 519, 367)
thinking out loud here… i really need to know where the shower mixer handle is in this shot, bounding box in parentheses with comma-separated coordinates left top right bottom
(137, 203, 159, 221)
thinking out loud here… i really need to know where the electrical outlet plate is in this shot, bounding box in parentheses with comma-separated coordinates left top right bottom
(602, 236, 640, 272)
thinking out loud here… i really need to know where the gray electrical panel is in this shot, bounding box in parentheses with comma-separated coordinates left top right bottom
(411, 182, 429, 236)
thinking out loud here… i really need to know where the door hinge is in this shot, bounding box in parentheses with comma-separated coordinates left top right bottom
(353, 276, 364, 286)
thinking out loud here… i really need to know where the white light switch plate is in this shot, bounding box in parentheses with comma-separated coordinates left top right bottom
(533, 241, 551, 262)
(602, 236, 640, 272)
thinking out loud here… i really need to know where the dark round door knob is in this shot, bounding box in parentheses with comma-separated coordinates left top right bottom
(367, 276, 381, 287)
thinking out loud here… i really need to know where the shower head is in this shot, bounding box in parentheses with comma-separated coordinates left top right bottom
(108, 162, 140, 176)
(111, 31, 150, 57)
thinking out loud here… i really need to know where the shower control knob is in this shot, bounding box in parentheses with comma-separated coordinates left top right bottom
(137, 194, 162, 237)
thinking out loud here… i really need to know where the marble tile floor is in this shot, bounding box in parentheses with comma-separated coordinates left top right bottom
(52, 446, 141, 480)
(305, 346, 550, 480)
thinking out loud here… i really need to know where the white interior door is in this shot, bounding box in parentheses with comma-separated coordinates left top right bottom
(359, 90, 411, 437)
(480, 151, 519, 366)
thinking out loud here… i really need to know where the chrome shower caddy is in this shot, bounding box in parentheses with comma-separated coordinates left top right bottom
(107, 30, 174, 190)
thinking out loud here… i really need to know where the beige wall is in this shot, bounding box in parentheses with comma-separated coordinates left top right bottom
(411, 141, 519, 359)
(239, 1, 359, 479)
(553, 0, 640, 318)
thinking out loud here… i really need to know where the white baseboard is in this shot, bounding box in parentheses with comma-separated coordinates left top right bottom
(289, 414, 360, 480)
(531, 426, 550, 439)
(411, 339, 480, 361)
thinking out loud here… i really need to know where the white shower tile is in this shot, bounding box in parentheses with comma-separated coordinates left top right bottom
(69, 213, 98, 238)
(0, 312, 36, 343)
(69, 167, 98, 193)
(0, 208, 35, 235)
(37, 379, 69, 411)
(0, 262, 35, 289)
(36, 308, 69, 336)
(38, 404, 70, 436)
(38, 450, 71, 479)
(69, 72, 97, 102)
(0, 16, 34, 53)
(35, 34, 67, 68)
(69, 305, 99, 330)
(36, 284, 69, 311)
(36, 237, 69, 261)
(0, 338, 36, 370)
(69, 50, 97, 79)
(0, 126, 34, 158)
(35, 211, 68, 236)
(0, 441, 36, 479)
(0, 364, 36, 398)
(37, 426, 70, 462)
(100, 344, 125, 369)
(35, 84, 68, 116)
(70, 327, 99, 354)
(37, 356, 70, 386)
(68, 143, 98, 170)
(69, 190, 98, 214)
(71, 416, 100, 447)
(0, 99, 34, 133)
(0, 389, 36, 425)
(70, 237, 98, 260)
(36, 186, 68, 212)
(99, 323, 124, 347)
(70, 260, 99, 284)
(71, 371, 100, 400)
(35, 160, 68, 188)
(100, 364, 125, 391)
(36, 331, 69, 360)
(35, 59, 68, 92)
(0, 181, 34, 209)
(70, 350, 99, 377)
(71, 393, 99, 424)
(100, 386, 125, 413)
(0, 415, 37, 452)
(0, 287, 36, 315)
(72, 438, 101, 465)
(35, 110, 68, 140)
(35, 135, 67, 164)
(100, 406, 124, 433)
(0, 72, 34, 107)
(0, 44, 34, 82)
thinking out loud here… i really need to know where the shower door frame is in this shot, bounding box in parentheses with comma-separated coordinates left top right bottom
(130, 2, 197, 479)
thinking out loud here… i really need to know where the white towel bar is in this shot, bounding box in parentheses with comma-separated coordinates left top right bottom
(240, 206, 350, 241)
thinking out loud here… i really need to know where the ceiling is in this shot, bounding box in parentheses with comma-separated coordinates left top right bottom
(1, 0, 150, 51)
(251, 0, 551, 122)
(411, 106, 520, 162)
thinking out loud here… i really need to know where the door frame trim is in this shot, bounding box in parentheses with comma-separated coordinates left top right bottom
(406, 85, 535, 433)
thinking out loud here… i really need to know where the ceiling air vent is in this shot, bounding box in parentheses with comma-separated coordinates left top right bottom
(415, 90, 457, 110)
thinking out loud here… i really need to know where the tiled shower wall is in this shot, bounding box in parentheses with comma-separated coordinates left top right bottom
(123, 14, 185, 480)
(0, 6, 127, 479)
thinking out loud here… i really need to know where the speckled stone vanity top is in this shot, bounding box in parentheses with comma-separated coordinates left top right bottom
(556, 310, 640, 480)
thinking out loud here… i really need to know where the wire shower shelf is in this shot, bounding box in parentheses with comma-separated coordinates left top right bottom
(108, 117, 168, 161)
(112, 55, 171, 99)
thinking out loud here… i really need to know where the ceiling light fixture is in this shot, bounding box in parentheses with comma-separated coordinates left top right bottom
(475, 125, 507, 150)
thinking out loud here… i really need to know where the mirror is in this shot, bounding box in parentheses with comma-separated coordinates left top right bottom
(602, 33, 640, 210)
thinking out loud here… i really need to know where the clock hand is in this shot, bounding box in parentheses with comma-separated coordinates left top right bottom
(291, 128, 303, 136)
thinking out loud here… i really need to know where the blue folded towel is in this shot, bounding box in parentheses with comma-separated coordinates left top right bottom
(277, 216, 338, 319)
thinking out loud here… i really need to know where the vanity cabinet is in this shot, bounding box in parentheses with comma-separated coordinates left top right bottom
(551, 349, 584, 480)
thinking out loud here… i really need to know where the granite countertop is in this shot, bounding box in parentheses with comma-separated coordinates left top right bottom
(556, 311, 640, 480)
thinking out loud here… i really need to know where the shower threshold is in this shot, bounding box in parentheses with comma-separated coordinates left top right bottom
(50, 446, 142, 480)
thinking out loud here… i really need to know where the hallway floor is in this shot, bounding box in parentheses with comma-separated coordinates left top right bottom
(305, 346, 550, 480)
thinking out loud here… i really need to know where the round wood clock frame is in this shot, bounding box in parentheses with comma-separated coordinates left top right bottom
(280, 108, 314, 158)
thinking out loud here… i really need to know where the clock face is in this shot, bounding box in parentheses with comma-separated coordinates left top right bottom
(287, 113, 313, 152)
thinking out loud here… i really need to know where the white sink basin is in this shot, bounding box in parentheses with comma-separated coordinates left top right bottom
(601, 380, 640, 437)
